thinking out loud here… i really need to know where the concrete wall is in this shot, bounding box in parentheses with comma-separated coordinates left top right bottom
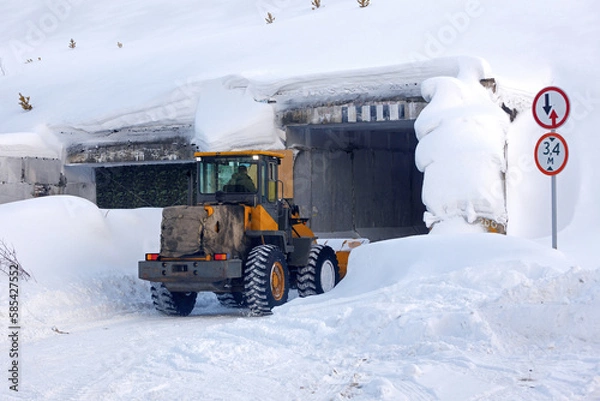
(64, 165, 96, 203)
(288, 124, 426, 240)
(0, 156, 95, 205)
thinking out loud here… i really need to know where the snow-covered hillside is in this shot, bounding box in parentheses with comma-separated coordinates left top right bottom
(1, 0, 599, 241)
(1, 0, 599, 400)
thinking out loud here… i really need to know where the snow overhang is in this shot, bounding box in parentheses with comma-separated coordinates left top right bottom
(63, 57, 518, 165)
(64, 125, 195, 166)
(249, 58, 463, 108)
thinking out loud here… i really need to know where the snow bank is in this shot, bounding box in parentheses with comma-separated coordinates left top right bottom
(289, 231, 582, 356)
(0, 196, 160, 283)
(414, 57, 510, 231)
(276, 233, 599, 400)
(0, 130, 62, 158)
(193, 77, 285, 151)
(0, 196, 161, 341)
(338, 232, 570, 297)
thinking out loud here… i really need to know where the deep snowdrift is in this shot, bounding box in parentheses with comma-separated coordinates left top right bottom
(414, 58, 510, 230)
(0, 196, 598, 400)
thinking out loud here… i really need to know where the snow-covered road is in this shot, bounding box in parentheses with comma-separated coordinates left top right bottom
(9, 263, 600, 401)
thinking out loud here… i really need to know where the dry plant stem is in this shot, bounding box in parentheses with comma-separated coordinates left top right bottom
(0, 240, 31, 280)
(18, 93, 32, 111)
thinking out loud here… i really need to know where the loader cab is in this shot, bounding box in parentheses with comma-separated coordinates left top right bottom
(195, 151, 282, 207)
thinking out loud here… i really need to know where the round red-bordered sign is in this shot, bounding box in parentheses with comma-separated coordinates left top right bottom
(534, 132, 569, 176)
(532, 86, 570, 129)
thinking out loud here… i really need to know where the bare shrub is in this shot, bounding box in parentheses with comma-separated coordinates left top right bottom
(18, 93, 32, 111)
(0, 240, 32, 280)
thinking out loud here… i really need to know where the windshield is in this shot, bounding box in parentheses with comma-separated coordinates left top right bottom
(198, 157, 258, 194)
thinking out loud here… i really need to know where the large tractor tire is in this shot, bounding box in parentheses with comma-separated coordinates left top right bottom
(151, 283, 197, 316)
(215, 292, 245, 308)
(244, 245, 290, 316)
(297, 244, 340, 298)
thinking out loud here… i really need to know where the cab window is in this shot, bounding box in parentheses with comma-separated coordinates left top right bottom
(198, 158, 257, 194)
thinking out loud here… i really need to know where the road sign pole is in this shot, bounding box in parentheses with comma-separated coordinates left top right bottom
(533, 87, 570, 250)
(551, 174, 557, 249)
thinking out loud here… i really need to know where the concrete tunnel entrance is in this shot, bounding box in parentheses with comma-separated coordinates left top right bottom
(85, 79, 430, 242)
(287, 120, 427, 241)
(92, 120, 427, 241)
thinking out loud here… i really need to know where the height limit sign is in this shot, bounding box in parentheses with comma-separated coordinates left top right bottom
(532, 86, 570, 250)
(534, 132, 569, 175)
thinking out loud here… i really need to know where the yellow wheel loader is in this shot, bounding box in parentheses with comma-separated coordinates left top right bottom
(138, 150, 349, 316)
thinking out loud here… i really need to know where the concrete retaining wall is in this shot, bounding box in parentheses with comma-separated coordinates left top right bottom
(288, 124, 426, 240)
(0, 156, 95, 205)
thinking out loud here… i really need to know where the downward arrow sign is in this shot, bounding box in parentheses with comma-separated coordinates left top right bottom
(543, 93, 552, 115)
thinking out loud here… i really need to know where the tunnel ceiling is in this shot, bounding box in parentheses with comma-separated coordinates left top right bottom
(286, 120, 417, 152)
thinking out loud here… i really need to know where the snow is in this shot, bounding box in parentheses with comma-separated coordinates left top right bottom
(193, 77, 285, 151)
(1, 196, 598, 400)
(0, 130, 62, 159)
(0, 0, 599, 400)
(414, 57, 510, 230)
(0, 196, 161, 285)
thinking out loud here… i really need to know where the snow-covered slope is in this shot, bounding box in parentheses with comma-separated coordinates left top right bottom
(0, 0, 599, 399)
